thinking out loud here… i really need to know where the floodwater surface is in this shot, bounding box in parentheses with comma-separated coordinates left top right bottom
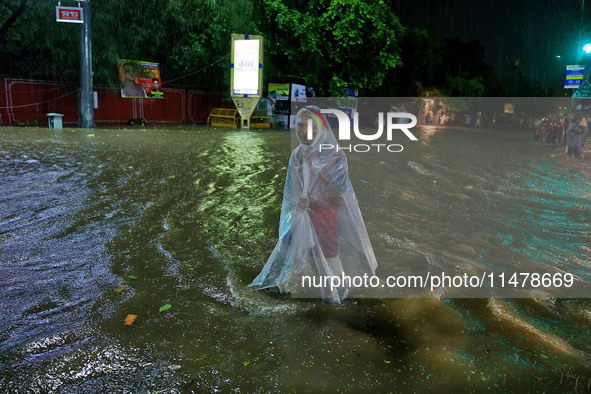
(0, 125, 590, 392)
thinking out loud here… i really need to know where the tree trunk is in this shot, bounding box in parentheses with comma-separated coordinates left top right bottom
(0, 0, 30, 45)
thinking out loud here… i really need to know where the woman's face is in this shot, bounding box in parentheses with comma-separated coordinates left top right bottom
(296, 115, 319, 145)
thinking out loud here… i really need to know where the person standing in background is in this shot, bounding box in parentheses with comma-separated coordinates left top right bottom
(566, 116, 583, 158)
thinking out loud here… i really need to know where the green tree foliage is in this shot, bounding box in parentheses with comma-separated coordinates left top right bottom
(0, 0, 69, 79)
(92, 0, 256, 86)
(0, 0, 556, 97)
(0, 0, 257, 88)
(0, 0, 37, 44)
(155, 0, 256, 86)
(446, 75, 485, 97)
(257, 0, 404, 95)
(378, 27, 443, 96)
(439, 38, 490, 96)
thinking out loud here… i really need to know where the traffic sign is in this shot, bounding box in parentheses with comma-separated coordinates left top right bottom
(565, 65, 584, 89)
(572, 80, 591, 98)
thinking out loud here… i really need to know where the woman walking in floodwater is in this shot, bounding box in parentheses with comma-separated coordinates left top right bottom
(249, 105, 377, 303)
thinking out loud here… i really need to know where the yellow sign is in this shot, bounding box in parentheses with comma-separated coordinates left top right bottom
(269, 83, 290, 100)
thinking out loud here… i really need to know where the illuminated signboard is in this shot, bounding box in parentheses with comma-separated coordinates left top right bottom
(230, 34, 263, 128)
(565, 65, 584, 89)
(56, 6, 83, 23)
(231, 36, 262, 96)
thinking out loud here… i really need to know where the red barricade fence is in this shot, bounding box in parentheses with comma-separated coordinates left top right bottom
(0, 78, 231, 126)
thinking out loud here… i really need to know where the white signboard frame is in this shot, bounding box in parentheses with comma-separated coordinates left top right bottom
(56, 6, 84, 23)
(231, 36, 262, 95)
(230, 34, 263, 128)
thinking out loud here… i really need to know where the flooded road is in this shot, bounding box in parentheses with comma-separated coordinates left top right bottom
(1, 125, 590, 392)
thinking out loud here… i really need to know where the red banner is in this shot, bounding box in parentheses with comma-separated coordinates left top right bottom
(56, 6, 83, 23)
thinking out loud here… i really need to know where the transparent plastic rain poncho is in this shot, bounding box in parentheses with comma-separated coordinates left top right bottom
(249, 106, 377, 303)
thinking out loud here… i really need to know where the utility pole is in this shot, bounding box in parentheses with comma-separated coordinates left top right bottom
(79, 0, 95, 128)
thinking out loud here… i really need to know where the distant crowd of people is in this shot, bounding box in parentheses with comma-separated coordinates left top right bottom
(424, 110, 453, 126)
(535, 116, 587, 158)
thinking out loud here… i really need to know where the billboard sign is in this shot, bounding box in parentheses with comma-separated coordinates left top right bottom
(565, 65, 584, 89)
(230, 34, 263, 128)
(268, 83, 290, 100)
(231, 37, 262, 95)
(118, 60, 164, 99)
(291, 83, 307, 103)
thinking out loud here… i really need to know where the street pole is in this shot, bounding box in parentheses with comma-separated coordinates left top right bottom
(578, 0, 586, 63)
(79, 0, 95, 128)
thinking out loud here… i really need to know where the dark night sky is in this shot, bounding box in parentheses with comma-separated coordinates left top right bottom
(390, 0, 585, 90)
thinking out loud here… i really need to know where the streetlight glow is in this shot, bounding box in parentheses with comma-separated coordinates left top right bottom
(584, 44, 591, 53)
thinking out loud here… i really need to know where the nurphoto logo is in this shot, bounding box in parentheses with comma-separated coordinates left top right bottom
(308, 109, 418, 153)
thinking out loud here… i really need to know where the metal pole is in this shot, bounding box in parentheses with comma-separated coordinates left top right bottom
(79, 0, 96, 128)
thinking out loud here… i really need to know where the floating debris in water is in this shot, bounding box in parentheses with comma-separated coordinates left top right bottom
(124, 314, 137, 326)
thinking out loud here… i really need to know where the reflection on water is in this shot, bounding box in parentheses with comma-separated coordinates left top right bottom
(0, 125, 590, 391)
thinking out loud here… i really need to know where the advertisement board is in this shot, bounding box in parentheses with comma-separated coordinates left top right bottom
(118, 60, 163, 99)
(564, 65, 584, 89)
(232, 39, 260, 95)
(268, 83, 290, 100)
(230, 34, 263, 128)
(290, 83, 307, 102)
